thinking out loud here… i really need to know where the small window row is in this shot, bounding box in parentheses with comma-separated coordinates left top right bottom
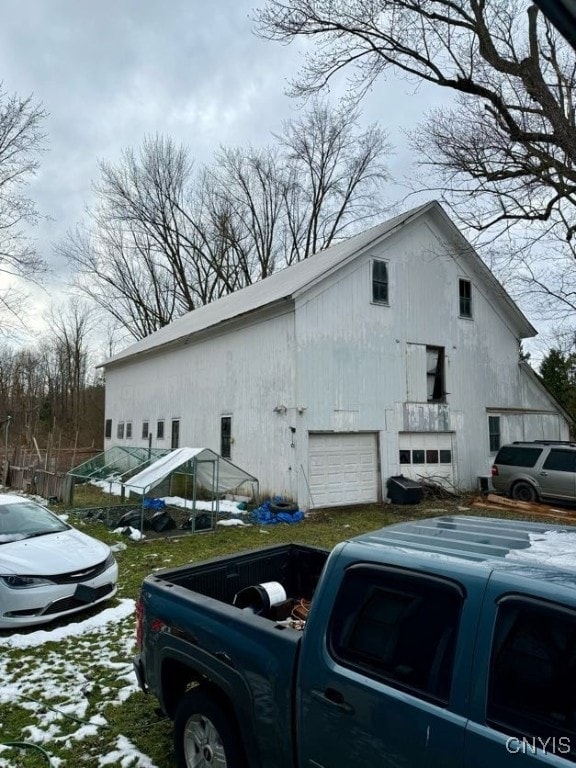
(105, 418, 166, 440)
(399, 449, 452, 465)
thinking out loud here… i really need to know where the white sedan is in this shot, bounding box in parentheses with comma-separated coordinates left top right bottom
(0, 494, 118, 629)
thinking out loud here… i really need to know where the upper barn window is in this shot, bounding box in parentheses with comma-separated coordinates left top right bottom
(372, 260, 389, 304)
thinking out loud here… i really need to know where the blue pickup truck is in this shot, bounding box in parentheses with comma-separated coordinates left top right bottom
(134, 515, 576, 767)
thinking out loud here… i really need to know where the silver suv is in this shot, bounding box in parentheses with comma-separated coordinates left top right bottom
(491, 440, 576, 503)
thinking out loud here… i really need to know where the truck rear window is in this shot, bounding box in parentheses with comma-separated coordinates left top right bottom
(329, 566, 463, 705)
(488, 598, 576, 759)
(494, 446, 543, 468)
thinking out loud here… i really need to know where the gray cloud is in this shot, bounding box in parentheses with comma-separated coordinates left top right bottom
(0, 0, 453, 342)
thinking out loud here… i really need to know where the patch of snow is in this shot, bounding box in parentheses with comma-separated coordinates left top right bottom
(0, 598, 157, 767)
(3, 599, 135, 649)
(99, 735, 158, 767)
(113, 526, 144, 541)
(162, 495, 246, 514)
(505, 530, 576, 571)
(217, 519, 251, 527)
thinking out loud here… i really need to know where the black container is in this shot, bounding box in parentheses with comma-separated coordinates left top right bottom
(387, 475, 424, 505)
(150, 510, 176, 532)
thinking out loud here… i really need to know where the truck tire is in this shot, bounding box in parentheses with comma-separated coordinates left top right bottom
(511, 481, 538, 503)
(174, 689, 246, 768)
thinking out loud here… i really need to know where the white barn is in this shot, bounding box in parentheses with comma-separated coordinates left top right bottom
(101, 201, 571, 508)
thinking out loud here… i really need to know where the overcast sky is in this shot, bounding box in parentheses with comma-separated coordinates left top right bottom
(1, 0, 550, 359)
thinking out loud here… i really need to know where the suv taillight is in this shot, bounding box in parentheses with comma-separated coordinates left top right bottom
(491, 465, 499, 476)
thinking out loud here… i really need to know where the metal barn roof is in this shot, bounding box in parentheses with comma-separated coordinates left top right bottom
(102, 201, 536, 368)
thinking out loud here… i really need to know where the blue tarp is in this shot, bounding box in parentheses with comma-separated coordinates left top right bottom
(251, 497, 304, 525)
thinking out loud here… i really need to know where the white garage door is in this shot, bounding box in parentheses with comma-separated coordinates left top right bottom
(308, 433, 379, 508)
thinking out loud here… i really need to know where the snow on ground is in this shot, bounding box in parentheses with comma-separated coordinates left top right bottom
(0, 600, 159, 768)
(3, 600, 135, 650)
(90, 479, 248, 515)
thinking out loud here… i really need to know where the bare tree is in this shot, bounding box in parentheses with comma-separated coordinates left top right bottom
(277, 100, 390, 261)
(256, 1, 576, 244)
(63, 103, 391, 340)
(45, 299, 94, 433)
(0, 85, 47, 322)
(59, 136, 229, 339)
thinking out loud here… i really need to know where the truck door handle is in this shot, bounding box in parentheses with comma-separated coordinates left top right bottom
(539, 471, 548, 476)
(311, 687, 355, 714)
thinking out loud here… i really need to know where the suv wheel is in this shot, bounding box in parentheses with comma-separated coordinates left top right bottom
(511, 481, 538, 503)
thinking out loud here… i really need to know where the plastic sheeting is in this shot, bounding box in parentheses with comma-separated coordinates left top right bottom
(251, 498, 304, 525)
(124, 447, 257, 495)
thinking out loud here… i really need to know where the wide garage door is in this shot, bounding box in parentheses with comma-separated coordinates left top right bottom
(308, 432, 379, 508)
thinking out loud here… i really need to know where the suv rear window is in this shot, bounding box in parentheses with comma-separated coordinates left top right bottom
(494, 445, 543, 468)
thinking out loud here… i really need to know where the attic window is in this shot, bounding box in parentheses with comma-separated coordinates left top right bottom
(372, 260, 389, 304)
(459, 279, 472, 318)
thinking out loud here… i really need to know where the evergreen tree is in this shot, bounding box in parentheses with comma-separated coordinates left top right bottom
(540, 349, 576, 420)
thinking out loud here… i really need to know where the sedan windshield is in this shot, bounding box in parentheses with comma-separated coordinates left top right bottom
(0, 501, 70, 544)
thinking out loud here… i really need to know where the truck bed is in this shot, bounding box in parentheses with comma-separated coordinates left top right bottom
(156, 542, 329, 616)
(137, 543, 331, 768)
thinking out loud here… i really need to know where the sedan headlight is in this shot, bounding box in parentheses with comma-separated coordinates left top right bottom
(104, 551, 116, 570)
(0, 575, 55, 589)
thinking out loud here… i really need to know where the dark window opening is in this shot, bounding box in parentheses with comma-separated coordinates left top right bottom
(117, 422, 124, 440)
(221, 416, 232, 458)
(543, 449, 576, 473)
(426, 346, 446, 403)
(399, 450, 411, 464)
(171, 419, 180, 450)
(142, 421, 149, 440)
(489, 415, 501, 453)
(157, 420, 165, 440)
(330, 566, 463, 705)
(126, 422, 132, 440)
(372, 260, 389, 304)
(495, 445, 542, 467)
(412, 450, 425, 464)
(488, 599, 576, 759)
(426, 450, 439, 464)
(105, 419, 112, 439)
(459, 279, 472, 318)
(439, 449, 452, 464)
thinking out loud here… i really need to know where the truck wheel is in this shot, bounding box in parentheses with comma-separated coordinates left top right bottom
(511, 481, 538, 503)
(174, 689, 246, 768)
